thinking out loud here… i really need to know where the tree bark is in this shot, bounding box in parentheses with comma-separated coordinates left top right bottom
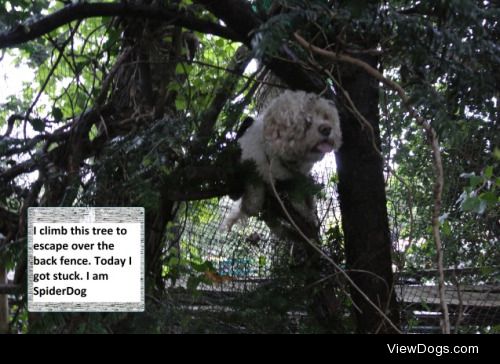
(335, 56, 400, 333)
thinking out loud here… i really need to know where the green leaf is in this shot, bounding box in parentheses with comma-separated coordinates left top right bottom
(179, 0, 193, 10)
(258, 256, 266, 267)
(75, 61, 87, 74)
(479, 191, 497, 205)
(88, 124, 98, 140)
(186, 276, 201, 291)
(47, 142, 58, 152)
(160, 165, 171, 175)
(167, 256, 179, 266)
(484, 165, 494, 179)
(191, 260, 215, 273)
(190, 262, 205, 273)
(493, 147, 500, 160)
(175, 96, 187, 111)
(477, 200, 488, 214)
(215, 38, 226, 48)
(52, 107, 63, 122)
(469, 175, 483, 188)
(167, 82, 180, 92)
(175, 63, 186, 75)
(30, 118, 45, 132)
(461, 196, 480, 212)
(441, 220, 452, 236)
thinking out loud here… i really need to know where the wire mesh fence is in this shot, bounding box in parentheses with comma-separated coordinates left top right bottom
(164, 159, 499, 333)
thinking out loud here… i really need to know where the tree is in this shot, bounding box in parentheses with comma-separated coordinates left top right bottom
(0, 0, 497, 333)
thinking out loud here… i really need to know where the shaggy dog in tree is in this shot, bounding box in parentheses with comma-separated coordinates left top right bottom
(223, 90, 342, 231)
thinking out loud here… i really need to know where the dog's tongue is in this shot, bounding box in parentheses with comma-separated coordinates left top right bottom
(316, 142, 334, 153)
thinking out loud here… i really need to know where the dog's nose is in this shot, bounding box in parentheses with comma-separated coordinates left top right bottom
(318, 124, 332, 137)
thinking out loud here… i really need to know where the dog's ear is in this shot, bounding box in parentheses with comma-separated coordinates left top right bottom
(263, 114, 290, 158)
(263, 115, 281, 140)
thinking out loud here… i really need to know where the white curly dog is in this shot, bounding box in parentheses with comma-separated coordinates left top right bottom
(223, 90, 342, 231)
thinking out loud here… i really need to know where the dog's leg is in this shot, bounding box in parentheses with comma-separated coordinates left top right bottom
(290, 195, 320, 228)
(221, 183, 265, 232)
(240, 182, 265, 217)
(221, 198, 245, 232)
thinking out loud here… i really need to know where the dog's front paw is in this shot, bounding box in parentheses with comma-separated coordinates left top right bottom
(220, 214, 238, 232)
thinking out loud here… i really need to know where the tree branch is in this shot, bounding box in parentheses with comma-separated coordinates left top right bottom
(0, 284, 21, 295)
(194, 0, 326, 93)
(163, 162, 245, 202)
(0, 2, 243, 49)
(193, 0, 260, 48)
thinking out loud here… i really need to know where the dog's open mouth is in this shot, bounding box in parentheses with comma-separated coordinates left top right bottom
(312, 141, 335, 154)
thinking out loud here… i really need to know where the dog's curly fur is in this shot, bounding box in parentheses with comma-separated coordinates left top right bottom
(223, 90, 342, 231)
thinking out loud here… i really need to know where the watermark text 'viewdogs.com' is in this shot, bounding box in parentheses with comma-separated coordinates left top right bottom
(387, 343, 479, 357)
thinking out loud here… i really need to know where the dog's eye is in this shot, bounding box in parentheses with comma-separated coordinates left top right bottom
(304, 118, 312, 129)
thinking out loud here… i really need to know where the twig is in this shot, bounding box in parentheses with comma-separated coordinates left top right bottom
(386, 164, 415, 271)
(291, 35, 382, 157)
(22, 20, 82, 155)
(95, 47, 133, 107)
(303, 273, 363, 314)
(3, 114, 23, 137)
(126, 58, 287, 91)
(325, 69, 382, 157)
(294, 32, 450, 334)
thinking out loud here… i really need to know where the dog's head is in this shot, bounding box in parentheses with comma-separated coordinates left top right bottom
(262, 90, 342, 165)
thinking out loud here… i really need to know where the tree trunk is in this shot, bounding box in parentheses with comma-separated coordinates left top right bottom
(335, 55, 400, 333)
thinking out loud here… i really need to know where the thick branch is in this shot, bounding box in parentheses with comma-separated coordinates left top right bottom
(194, 0, 326, 93)
(163, 161, 245, 202)
(0, 2, 242, 49)
(193, 0, 260, 48)
(0, 284, 20, 295)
